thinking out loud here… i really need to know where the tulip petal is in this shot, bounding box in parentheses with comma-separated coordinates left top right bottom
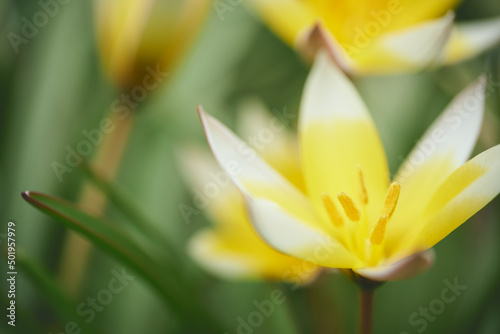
(252, 0, 317, 45)
(189, 228, 321, 282)
(445, 17, 500, 64)
(199, 107, 363, 267)
(411, 144, 500, 250)
(95, 0, 156, 84)
(351, 12, 454, 74)
(199, 107, 318, 225)
(188, 229, 265, 279)
(245, 196, 364, 268)
(179, 149, 322, 281)
(386, 76, 487, 250)
(355, 249, 435, 282)
(299, 51, 389, 222)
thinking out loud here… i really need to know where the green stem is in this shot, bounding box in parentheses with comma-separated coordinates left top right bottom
(360, 288, 374, 334)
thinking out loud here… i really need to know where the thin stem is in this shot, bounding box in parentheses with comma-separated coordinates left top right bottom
(360, 288, 374, 334)
(58, 110, 134, 296)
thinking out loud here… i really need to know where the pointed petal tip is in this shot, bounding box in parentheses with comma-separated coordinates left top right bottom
(197, 105, 206, 118)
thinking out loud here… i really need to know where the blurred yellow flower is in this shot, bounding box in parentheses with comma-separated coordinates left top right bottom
(179, 102, 320, 284)
(251, 0, 500, 75)
(94, 0, 210, 89)
(198, 51, 500, 282)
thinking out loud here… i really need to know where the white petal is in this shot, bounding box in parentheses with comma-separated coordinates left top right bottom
(380, 12, 454, 68)
(445, 16, 500, 63)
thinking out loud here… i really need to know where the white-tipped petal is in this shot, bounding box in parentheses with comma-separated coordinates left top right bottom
(445, 16, 500, 64)
(383, 12, 454, 65)
(299, 51, 389, 221)
(386, 76, 487, 251)
(353, 12, 454, 74)
(412, 144, 500, 250)
(188, 229, 262, 279)
(198, 107, 354, 265)
(396, 75, 487, 184)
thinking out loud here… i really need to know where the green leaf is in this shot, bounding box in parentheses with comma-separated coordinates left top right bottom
(81, 163, 180, 266)
(16, 250, 98, 334)
(21, 191, 225, 332)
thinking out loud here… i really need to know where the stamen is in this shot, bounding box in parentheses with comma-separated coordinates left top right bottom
(322, 193, 344, 227)
(337, 192, 361, 221)
(357, 165, 368, 204)
(370, 215, 388, 245)
(383, 182, 401, 219)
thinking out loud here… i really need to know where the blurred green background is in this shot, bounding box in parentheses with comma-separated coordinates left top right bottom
(1, 0, 500, 333)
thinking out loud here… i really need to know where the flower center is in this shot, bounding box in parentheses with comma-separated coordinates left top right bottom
(322, 168, 401, 265)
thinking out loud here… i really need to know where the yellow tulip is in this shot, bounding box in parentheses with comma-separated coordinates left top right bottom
(251, 0, 500, 75)
(179, 102, 320, 283)
(198, 51, 500, 282)
(94, 0, 210, 89)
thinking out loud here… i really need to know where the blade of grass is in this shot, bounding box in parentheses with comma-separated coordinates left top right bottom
(21, 191, 225, 332)
(16, 250, 98, 334)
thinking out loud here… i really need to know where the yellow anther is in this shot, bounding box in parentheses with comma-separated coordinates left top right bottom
(383, 182, 401, 219)
(370, 215, 388, 245)
(322, 193, 344, 227)
(357, 165, 368, 204)
(337, 192, 361, 221)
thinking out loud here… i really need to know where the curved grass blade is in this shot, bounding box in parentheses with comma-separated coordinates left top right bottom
(21, 191, 225, 332)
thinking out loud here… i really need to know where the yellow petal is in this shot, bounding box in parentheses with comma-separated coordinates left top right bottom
(299, 51, 389, 223)
(385, 76, 487, 251)
(410, 144, 500, 251)
(95, 0, 210, 88)
(95, 0, 156, 86)
(189, 228, 320, 282)
(135, 0, 211, 78)
(444, 17, 500, 64)
(252, 0, 317, 45)
(189, 229, 266, 279)
(254, 0, 460, 45)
